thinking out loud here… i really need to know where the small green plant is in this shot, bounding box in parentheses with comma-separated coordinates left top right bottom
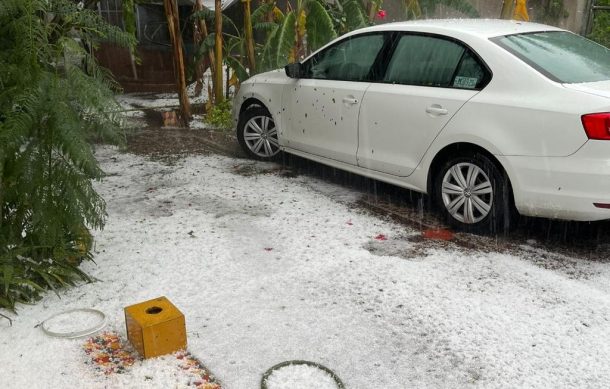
(205, 100, 234, 130)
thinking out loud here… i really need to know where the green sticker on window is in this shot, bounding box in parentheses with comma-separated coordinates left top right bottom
(453, 76, 478, 89)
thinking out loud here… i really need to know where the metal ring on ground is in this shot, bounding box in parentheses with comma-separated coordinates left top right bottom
(40, 308, 107, 339)
(261, 360, 345, 389)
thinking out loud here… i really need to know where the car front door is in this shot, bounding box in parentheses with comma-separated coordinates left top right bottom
(284, 33, 388, 165)
(357, 34, 489, 176)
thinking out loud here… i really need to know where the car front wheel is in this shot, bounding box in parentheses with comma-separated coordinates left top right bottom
(434, 153, 514, 233)
(237, 108, 280, 160)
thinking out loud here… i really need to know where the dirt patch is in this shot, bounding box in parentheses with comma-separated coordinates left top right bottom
(122, 105, 244, 162)
(126, 127, 242, 160)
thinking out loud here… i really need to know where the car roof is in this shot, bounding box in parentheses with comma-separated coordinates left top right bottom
(357, 19, 564, 39)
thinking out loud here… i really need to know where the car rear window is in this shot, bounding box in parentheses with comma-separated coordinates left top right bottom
(493, 31, 610, 83)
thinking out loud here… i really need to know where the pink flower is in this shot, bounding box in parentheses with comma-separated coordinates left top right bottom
(377, 9, 387, 20)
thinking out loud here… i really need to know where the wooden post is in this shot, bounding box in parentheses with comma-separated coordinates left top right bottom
(214, 0, 224, 103)
(163, 0, 191, 126)
(243, 0, 256, 75)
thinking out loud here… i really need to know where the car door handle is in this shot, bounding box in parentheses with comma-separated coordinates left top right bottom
(343, 96, 358, 105)
(426, 105, 448, 116)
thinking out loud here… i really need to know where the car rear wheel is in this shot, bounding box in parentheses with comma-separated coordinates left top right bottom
(237, 108, 280, 160)
(434, 153, 514, 233)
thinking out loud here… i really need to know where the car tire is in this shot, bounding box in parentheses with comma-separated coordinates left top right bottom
(434, 153, 515, 234)
(237, 107, 281, 161)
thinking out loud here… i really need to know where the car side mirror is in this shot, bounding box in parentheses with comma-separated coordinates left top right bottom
(285, 63, 303, 79)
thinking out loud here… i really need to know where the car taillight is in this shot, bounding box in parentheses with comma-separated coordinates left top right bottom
(582, 113, 610, 140)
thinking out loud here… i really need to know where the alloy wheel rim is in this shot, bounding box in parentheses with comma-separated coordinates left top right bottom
(243, 115, 279, 158)
(441, 162, 493, 224)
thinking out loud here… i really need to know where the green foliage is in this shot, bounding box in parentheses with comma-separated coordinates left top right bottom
(205, 100, 233, 130)
(257, 0, 341, 72)
(252, 2, 276, 25)
(338, 0, 368, 32)
(275, 11, 297, 68)
(256, 6, 295, 72)
(224, 34, 250, 82)
(191, 10, 250, 86)
(320, 0, 367, 36)
(123, 0, 137, 36)
(0, 0, 134, 311)
(225, 56, 250, 83)
(305, 0, 338, 52)
(589, 1, 610, 48)
(589, 12, 610, 48)
(406, 0, 479, 19)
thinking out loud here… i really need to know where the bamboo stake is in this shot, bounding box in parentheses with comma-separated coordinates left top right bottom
(214, 0, 224, 103)
(243, 0, 256, 75)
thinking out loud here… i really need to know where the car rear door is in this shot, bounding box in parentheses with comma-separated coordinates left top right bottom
(284, 32, 388, 165)
(357, 33, 489, 176)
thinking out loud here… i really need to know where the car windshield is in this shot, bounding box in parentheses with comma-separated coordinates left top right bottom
(493, 31, 610, 83)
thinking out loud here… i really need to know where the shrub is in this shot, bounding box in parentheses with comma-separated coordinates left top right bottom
(0, 0, 134, 311)
(205, 100, 234, 130)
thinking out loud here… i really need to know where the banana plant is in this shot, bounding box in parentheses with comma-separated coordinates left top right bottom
(256, 0, 337, 72)
(192, 7, 250, 94)
(323, 0, 369, 34)
(192, 8, 250, 101)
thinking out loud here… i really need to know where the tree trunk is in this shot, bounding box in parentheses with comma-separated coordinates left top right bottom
(243, 0, 256, 75)
(129, 52, 139, 80)
(214, 0, 224, 104)
(164, 0, 191, 126)
(501, 0, 515, 19)
(193, 0, 216, 97)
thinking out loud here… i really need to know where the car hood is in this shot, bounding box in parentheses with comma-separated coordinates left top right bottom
(563, 80, 610, 99)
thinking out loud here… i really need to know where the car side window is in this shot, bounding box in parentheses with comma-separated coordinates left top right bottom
(304, 34, 385, 82)
(452, 50, 487, 89)
(384, 34, 485, 89)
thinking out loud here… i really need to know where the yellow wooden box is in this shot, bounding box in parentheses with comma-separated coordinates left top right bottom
(124, 296, 187, 358)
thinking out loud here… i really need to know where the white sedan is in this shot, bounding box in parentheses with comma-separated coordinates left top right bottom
(233, 19, 610, 232)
